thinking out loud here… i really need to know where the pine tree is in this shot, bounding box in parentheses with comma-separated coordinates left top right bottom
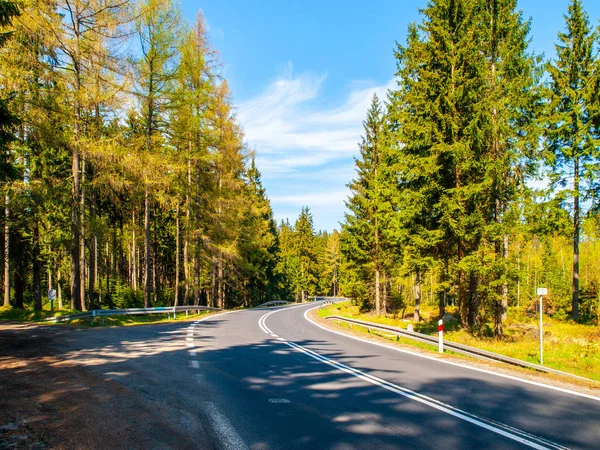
(0, 0, 20, 307)
(342, 94, 390, 315)
(293, 207, 318, 301)
(546, 0, 600, 321)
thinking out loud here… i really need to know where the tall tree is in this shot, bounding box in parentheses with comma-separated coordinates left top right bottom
(546, 0, 599, 321)
(135, 0, 181, 307)
(342, 94, 389, 315)
(0, 0, 20, 308)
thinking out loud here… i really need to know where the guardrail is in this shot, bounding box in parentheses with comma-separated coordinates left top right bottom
(45, 305, 221, 325)
(255, 300, 292, 308)
(325, 315, 595, 382)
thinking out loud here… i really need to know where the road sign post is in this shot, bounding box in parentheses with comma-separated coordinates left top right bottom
(537, 287, 547, 365)
(48, 289, 57, 312)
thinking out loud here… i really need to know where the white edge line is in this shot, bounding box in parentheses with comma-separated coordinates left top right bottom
(261, 304, 563, 449)
(303, 306, 600, 403)
(283, 340, 557, 450)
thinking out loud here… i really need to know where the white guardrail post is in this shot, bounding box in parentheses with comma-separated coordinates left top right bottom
(438, 319, 444, 353)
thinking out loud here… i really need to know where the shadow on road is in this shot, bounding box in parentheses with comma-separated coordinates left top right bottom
(0, 318, 598, 449)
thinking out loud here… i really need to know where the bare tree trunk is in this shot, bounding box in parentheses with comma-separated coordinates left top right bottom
(382, 272, 387, 315)
(211, 262, 217, 307)
(58, 267, 63, 309)
(374, 213, 380, 316)
(217, 261, 224, 308)
(413, 270, 421, 322)
(89, 187, 97, 308)
(573, 155, 580, 320)
(174, 204, 180, 307)
(71, 145, 81, 310)
(375, 267, 381, 316)
(501, 234, 509, 321)
(80, 156, 86, 309)
(132, 206, 137, 292)
(33, 221, 42, 311)
(144, 188, 151, 308)
(184, 158, 191, 304)
(3, 192, 9, 307)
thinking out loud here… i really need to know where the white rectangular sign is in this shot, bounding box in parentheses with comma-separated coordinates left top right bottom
(537, 287, 548, 296)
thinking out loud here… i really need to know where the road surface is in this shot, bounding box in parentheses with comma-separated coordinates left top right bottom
(3, 302, 599, 449)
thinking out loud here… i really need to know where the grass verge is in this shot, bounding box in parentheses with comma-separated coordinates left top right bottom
(317, 301, 600, 383)
(0, 305, 214, 327)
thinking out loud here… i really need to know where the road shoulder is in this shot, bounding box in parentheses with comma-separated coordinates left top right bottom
(306, 307, 600, 400)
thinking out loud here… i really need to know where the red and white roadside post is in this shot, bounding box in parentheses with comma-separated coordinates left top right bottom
(438, 319, 444, 353)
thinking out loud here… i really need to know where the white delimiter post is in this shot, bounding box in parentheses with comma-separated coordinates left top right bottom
(438, 319, 444, 353)
(539, 295, 543, 365)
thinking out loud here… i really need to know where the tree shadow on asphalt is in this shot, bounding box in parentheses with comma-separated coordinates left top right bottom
(0, 320, 598, 450)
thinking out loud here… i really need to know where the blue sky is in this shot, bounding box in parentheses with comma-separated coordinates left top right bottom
(181, 0, 600, 232)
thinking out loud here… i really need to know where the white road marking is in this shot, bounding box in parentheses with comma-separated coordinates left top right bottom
(186, 342, 195, 348)
(189, 350, 197, 356)
(204, 401, 248, 450)
(186, 337, 194, 342)
(259, 306, 569, 450)
(190, 360, 199, 369)
(303, 307, 600, 403)
(268, 398, 290, 404)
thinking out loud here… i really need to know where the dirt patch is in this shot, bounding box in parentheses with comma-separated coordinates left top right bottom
(0, 323, 209, 450)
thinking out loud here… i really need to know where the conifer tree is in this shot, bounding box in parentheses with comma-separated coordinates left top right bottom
(294, 207, 318, 301)
(134, 0, 181, 307)
(546, 0, 599, 320)
(342, 94, 390, 315)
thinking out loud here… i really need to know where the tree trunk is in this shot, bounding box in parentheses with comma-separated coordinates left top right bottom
(58, 267, 63, 309)
(502, 234, 509, 321)
(132, 206, 137, 291)
(573, 155, 580, 320)
(144, 188, 151, 308)
(3, 192, 9, 307)
(71, 146, 81, 310)
(217, 261, 223, 308)
(80, 156, 86, 309)
(211, 262, 217, 307)
(174, 204, 180, 306)
(413, 270, 421, 322)
(375, 266, 381, 316)
(89, 187, 97, 309)
(33, 221, 42, 311)
(382, 272, 387, 315)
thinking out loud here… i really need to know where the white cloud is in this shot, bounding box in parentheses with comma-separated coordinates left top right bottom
(236, 64, 393, 230)
(238, 65, 394, 172)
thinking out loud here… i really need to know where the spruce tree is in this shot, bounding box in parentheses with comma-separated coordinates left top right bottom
(342, 94, 389, 315)
(294, 207, 318, 301)
(546, 0, 599, 320)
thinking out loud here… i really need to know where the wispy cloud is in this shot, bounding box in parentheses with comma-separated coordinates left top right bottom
(237, 64, 393, 230)
(238, 64, 394, 172)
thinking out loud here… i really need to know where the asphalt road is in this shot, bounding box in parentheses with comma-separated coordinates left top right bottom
(34, 303, 600, 449)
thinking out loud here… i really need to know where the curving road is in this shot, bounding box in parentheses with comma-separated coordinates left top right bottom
(28, 302, 600, 449)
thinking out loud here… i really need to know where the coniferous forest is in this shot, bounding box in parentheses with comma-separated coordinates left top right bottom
(1, 0, 600, 339)
(342, 0, 600, 336)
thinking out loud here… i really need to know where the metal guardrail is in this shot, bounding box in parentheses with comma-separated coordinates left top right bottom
(255, 300, 291, 308)
(325, 315, 596, 382)
(45, 305, 221, 325)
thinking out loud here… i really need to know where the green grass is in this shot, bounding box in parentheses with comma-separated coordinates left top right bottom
(318, 301, 600, 382)
(0, 305, 213, 327)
